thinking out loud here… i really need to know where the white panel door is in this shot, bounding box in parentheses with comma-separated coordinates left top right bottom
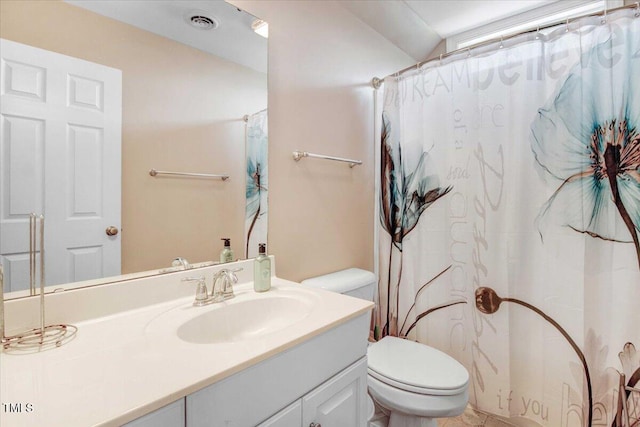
(302, 358, 368, 427)
(0, 38, 122, 292)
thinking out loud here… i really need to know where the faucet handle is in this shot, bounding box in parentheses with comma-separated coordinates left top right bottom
(182, 276, 208, 306)
(216, 268, 242, 300)
(226, 267, 243, 283)
(172, 257, 190, 270)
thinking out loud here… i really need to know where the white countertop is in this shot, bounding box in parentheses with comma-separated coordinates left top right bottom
(0, 277, 373, 427)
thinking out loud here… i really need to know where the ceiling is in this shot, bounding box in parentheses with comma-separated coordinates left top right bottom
(65, 0, 587, 72)
(340, 0, 564, 61)
(65, 0, 268, 73)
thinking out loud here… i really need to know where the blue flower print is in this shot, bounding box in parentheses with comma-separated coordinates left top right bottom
(531, 33, 640, 269)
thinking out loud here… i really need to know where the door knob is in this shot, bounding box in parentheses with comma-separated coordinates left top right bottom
(106, 226, 119, 236)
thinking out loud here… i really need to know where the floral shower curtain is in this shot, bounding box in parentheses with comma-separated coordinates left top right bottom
(245, 109, 268, 258)
(376, 9, 639, 427)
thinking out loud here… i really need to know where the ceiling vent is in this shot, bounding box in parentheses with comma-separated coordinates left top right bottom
(185, 10, 219, 30)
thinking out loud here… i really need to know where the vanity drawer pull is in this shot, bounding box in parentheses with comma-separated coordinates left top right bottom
(309, 423, 321, 427)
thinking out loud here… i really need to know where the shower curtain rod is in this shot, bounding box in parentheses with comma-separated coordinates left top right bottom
(372, 1, 639, 88)
(243, 108, 268, 122)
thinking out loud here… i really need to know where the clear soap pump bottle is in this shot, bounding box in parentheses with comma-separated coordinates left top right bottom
(220, 238, 233, 263)
(253, 243, 271, 292)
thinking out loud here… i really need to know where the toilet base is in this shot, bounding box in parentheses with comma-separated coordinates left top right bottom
(389, 412, 437, 427)
(369, 394, 437, 427)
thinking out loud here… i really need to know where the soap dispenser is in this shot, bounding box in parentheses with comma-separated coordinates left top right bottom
(253, 243, 271, 292)
(220, 238, 234, 263)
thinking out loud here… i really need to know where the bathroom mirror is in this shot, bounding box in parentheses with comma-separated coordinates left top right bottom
(0, 0, 268, 298)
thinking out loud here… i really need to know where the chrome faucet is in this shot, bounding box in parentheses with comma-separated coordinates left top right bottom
(182, 268, 243, 306)
(172, 257, 190, 270)
(211, 268, 242, 302)
(181, 276, 209, 306)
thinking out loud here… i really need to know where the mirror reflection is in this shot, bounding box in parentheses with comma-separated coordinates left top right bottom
(0, 0, 268, 298)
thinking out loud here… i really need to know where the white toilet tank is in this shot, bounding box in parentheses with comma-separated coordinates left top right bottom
(300, 268, 376, 301)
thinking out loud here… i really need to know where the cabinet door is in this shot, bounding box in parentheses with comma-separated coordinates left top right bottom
(302, 358, 368, 427)
(123, 398, 185, 427)
(257, 400, 302, 427)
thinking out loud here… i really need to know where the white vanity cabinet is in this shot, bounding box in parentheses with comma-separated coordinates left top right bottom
(187, 313, 369, 427)
(127, 356, 367, 427)
(301, 358, 367, 426)
(258, 400, 302, 427)
(123, 398, 185, 427)
(258, 357, 368, 427)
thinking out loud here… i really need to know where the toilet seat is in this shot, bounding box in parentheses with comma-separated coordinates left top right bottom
(367, 336, 469, 396)
(368, 374, 469, 419)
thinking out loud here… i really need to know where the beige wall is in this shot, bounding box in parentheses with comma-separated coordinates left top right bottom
(425, 39, 447, 61)
(229, 1, 414, 281)
(1, 1, 267, 274)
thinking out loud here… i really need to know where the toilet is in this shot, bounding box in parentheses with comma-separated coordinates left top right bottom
(301, 268, 469, 427)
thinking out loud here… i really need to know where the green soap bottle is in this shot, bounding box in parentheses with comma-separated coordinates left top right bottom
(253, 243, 271, 292)
(220, 238, 233, 263)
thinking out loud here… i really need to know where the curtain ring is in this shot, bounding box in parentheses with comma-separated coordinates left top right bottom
(635, 2, 640, 17)
(535, 26, 540, 40)
(466, 48, 471, 58)
(601, 7, 607, 24)
(565, 18, 570, 32)
(499, 36, 504, 49)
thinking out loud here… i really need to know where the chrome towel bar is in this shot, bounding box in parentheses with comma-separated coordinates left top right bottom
(292, 151, 362, 168)
(149, 169, 229, 180)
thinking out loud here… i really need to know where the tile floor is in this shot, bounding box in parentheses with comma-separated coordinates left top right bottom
(437, 406, 516, 427)
(370, 403, 517, 427)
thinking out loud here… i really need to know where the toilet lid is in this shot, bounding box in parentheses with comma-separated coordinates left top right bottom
(368, 336, 469, 395)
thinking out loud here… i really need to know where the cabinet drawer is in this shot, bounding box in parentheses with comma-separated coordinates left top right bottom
(257, 400, 302, 427)
(123, 398, 185, 427)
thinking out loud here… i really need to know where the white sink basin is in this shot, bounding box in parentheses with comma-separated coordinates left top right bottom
(178, 294, 313, 344)
(147, 286, 319, 345)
